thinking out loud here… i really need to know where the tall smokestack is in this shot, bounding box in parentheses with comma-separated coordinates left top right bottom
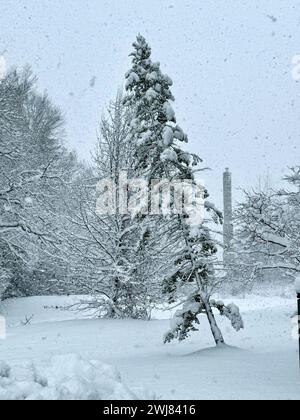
(223, 168, 233, 261)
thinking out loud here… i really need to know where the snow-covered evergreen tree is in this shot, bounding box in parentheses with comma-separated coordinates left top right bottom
(124, 35, 243, 346)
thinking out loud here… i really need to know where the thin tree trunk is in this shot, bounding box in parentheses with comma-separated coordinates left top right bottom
(202, 297, 225, 347)
(194, 271, 225, 347)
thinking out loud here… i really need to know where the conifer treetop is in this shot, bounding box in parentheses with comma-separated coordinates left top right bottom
(124, 35, 201, 179)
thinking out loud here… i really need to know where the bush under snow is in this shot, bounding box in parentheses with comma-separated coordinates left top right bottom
(0, 354, 137, 400)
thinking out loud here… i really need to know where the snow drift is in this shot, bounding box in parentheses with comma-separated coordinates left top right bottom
(0, 354, 136, 400)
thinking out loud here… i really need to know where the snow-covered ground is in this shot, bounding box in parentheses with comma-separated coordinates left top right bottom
(0, 294, 299, 400)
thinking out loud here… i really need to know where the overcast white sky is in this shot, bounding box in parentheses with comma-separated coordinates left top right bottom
(1, 0, 300, 207)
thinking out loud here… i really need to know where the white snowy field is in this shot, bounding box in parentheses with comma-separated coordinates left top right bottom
(0, 294, 300, 400)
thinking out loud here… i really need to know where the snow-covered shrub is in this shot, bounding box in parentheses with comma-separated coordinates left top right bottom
(231, 167, 300, 293)
(0, 354, 137, 400)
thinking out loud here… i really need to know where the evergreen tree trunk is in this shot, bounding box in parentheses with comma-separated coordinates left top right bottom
(194, 269, 225, 347)
(202, 296, 225, 347)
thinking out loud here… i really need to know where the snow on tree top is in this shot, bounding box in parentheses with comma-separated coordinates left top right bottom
(146, 71, 158, 82)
